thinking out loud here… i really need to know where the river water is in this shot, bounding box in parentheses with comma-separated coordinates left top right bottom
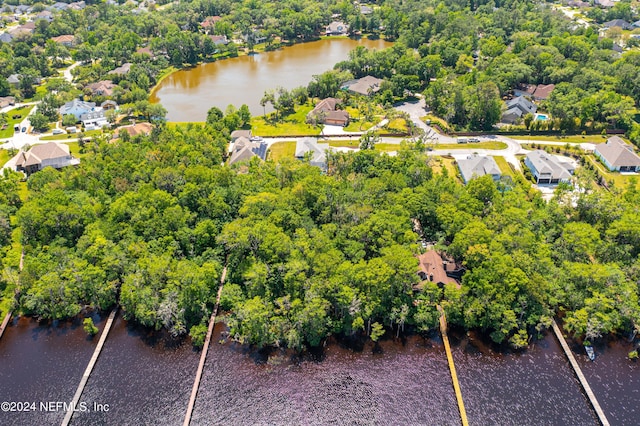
(6, 312, 639, 425)
(149, 38, 391, 121)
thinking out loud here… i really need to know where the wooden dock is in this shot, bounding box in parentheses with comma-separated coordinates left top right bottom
(438, 305, 469, 426)
(0, 311, 11, 340)
(551, 319, 610, 426)
(183, 266, 227, 426)
(61, 308, 118, 426)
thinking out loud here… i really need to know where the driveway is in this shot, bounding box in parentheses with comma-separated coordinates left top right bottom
(394, 98, 457, 143)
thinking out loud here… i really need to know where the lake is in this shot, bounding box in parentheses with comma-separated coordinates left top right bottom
(149, 38, 392, 121)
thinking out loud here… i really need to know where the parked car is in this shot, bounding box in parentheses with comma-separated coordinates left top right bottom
(21, 127, 26, 133)
(52, 129, 64, 135)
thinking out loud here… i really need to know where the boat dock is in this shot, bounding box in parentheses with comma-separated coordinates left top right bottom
(61, 307, 118, 426)
(551, 319, 610, 426)
(183, 265, 227, 426)
(438, 305, 468, 426)
(0, 311, 11, 340)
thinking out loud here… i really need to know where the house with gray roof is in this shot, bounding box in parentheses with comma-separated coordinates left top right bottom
(595, 136, 640, 172)
(525, 150, 575, 184)
(295, 137, 330, 171)
(0, 33, 13, 43)
(457, 154, 501, 184)
(501, 96, 537, 124)
(109, 63, 132, 76)
(602, 19, 632, 30)
(341, 75, 383, 96)
(228, 137, 267, 166)
(326, 21, 349, 35)
(60, 99, 97, 120)
(230, 129, 252, 142)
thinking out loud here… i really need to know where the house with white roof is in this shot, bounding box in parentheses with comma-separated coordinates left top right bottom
(525, 150, 575, 184)
(594, 136, 640, 172)
(295, 137, 331, 171)
(457, 154, 501, 184)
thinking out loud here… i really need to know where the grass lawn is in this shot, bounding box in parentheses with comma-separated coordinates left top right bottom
(39, 129, 104, 141)
(268, 141, 296, 161)
(344, 118, 376, 132)
(435, 141, 508, 150)
(385, 117, 408, 133)
(585, 154, 640, 190)
(420, 114, 450, 131)
(251, 105, 321, 137)
(0, 149, 10, 168)
(493, 156, 516, 178)
(430, 156, 460, 180)
(508, 134, 610, 144)
(0, 105, 35, 138)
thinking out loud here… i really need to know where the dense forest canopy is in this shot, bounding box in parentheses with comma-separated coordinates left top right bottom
(0, 0, 640, 350)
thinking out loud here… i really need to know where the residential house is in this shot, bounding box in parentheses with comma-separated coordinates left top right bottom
(209, 35, 229, 45)
(81, 110, 108, 128)
(14, 142, 79, 175)
(9, 22, 36, 37)
(51, 34, 76, 47)
(595, 0, 614, 7)
(68, 1, 86, 10)
(341, 75, 383, 96)
(360, 5, 373, 14)
(230, 129, 252, 142)
(0, 33, 13, 44)
(100, 100, 118, 111)
(115, 122, 153, 138)
(50, 2, 70, 10)
(602, 19, 632, 30)
(594, 136, 640, 172)
(457, 154, 501, 184)
(0, 96, 15, 108)
(326, 21, 349, 35)
(513, 83, 536, 98)
(306, 98, 350, 126)
(415, 250, 461, 289)
(295, 137, 330, 171)
(85, 80, 116, 97)
(109, 63, 132, 76)
(228, 136, 268, 165)
(501, 96, 537, 124)
(35, 11, 54, 23)
(7, 74, 21, 87)
(60, 99, 97, 120)
(201, 16, 222, 33)
(135, 46, 153, 57)
(632, 20, 640, 29)
(532, 84, 555, 101)
(525, 150, 575, 184)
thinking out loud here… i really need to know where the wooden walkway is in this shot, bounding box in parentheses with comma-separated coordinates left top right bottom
(438, 305, 469, 426)
(61, 308, 118, 426)
(551, 320, 610, 426)
(0, 311, 11, 340)
(183, 265, 227, 426)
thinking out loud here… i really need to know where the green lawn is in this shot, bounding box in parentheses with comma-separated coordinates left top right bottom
(268, 141, 296, 161)
(585, 154, 640, 190)
(251, 105, 321, 137)
(435, 141, 508, 150)
(494, 156, 516, 178)
(0, 149, 10, 168)
(430, 156, 460, 180)
(0, 105, 35, 138)
(39, 129, 104, 141)
(508, 134, 610, 144)
(420, 114, 451, 131)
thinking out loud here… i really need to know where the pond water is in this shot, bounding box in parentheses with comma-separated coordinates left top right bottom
(150, 38, 392, 121)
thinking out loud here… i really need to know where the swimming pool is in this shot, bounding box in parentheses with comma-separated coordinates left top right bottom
(535, 113, 549, 121)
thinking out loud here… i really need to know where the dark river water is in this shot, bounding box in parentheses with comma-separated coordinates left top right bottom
(1, 313, 638, 425)
(150, 38, 392, 121)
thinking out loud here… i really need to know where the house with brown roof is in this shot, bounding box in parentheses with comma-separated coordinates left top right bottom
(306, 98, 350, 126)
(230, 129, 252, 141)
(14, 142, 79, 175)
(415, 250, 461, 289)
(115, 122, 153, 138)
(201, 16, 222, 33)
(51, 34, 76, 47)
(109, 63, 132, 76)
(595, 136, 640, 172)
(532, 84, 555, 101)
(85, 80, 116, 97)
(0, 96, 15, 109)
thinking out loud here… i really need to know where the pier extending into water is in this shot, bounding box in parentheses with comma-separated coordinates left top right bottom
(438, 305, 468, 426)
(0, 311, 11, 340)
(61, 308, 118, 426)
(183, 265, 227, 426)
(551, 319, 610, 426)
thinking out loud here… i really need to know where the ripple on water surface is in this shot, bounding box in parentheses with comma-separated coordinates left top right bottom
(191, 324, 459, 426)
(450, 330, 599, 425)
(0, 314, 105, 426)
(71, 313, 200, 426)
